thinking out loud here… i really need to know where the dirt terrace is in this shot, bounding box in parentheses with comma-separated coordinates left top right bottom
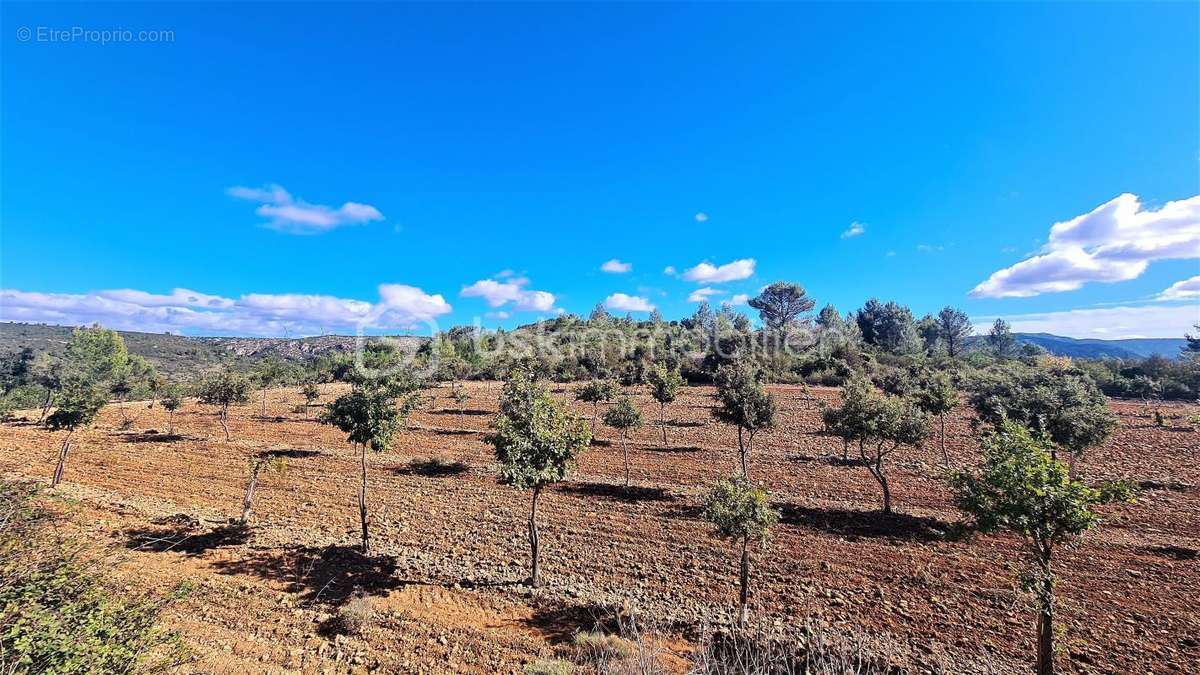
(1, 382, 1196, 674)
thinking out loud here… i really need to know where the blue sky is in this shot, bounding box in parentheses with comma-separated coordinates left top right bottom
(1, 2, 1197, 338)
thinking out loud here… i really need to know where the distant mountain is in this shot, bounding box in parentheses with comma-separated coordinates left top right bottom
(970, 332, 1187, 359)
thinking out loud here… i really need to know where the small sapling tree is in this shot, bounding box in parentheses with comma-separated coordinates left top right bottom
(240, 452, 288, 526)
(603, 396, 643, 486)
(860, 396, 929, 513)
(160, 384, 183, 436)
(702, 475, 779, 625)
(449, 381, 470, 421)
(712, 362, 776, 478)
(487, 369, 590, 587)
(254, 358, 289, 419)
(646, 364, 683, 446)
(952, 422, 1134, 675)
(46, 383, 108, 487)
(196, 371, 252, 442)
(300, 381, 321, 420)
(913, 370, 958, 465)
(320, 384, 403, 554)
(575, 379, 618, 436)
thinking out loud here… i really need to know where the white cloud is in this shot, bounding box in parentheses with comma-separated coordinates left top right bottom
(695, 212, 709, 222)
(0, 284, 450, 336)
(971, 193, 1200, 298)
(461, 277, 556, 312)
(973, 304, 1199, 340)
(917, 244, 944, 253)
(841, 221, 865, 239)
(681, 258, 756, 284)
(687, 287, 724, 303)
(663, 266, 677, 276)
(886, 250, 896, 257)
(1157, 275, 1200, 301)
(604, 293, 655, 313)
(729, 293, 751, 306)
(228, 183, 385, 235)
(600, 259, 632, 274)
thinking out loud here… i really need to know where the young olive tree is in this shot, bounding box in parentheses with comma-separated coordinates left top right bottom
(46, 383, 108, 487)
(702, 475, 779, 625)
(646, 364, 683, 446)
(603, 396, 643, 486)
(320, 384, 403, 554)
(253, 358, 290, 419)
(300, 381, 321, 420)
(196, 372, 252, 442)
(952, 422, 1134, 675)
(712, 363, 776, 478)
(913, 370, 958, 465)
(160, 384, 183, 436)
(486, 369, 590, 587)
(824, 376, 929, 513)
(575, 379, 618, 436)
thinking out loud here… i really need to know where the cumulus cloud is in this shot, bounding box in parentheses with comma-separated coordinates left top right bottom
(228, 183, 385, 235)
(0, 284, 450, 336)
(729, 293, 751, 306)
(687, 287, 724, 303)
(1157, 275, 1200, 301)
(695, 212, 709, 222)
(973, 304, 1199, 340)
(604, 293, 655, 313)
(600, 259, 632, 274)
(971, 193, 1200, 298)
(841, 221, 865, 239)
(461, 277, 556, 312)
(681, 258, 756, 284)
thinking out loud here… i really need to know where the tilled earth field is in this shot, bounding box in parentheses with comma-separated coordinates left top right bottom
(2, 383, 1197, 674)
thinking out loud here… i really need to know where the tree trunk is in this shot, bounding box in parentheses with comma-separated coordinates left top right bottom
(660, 403, 668, 447)
(219, 408, 231, 441)
(359, 443, 370, 554)
(737, 427, 747, 476)
(240, 459, 262, 525)
(528, 486, 542, 587)
(1037, 561, 1055, 675)
(261, 388, 268, 420)
(622, 430, 630, 487)
(939, 414, 949, 466)
(167, 410, 175, 436)
(51, 429, 73, 487)
(39, 389, 53, 422)
(739, 538, 750, 626)
(864, 447, 891, 514)
(591, 403, 599, 437)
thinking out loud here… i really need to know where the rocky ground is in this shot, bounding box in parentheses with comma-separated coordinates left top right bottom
(1, 382, 1196, 674)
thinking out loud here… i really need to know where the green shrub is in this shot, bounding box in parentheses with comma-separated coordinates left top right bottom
(0, 481, 188, 674)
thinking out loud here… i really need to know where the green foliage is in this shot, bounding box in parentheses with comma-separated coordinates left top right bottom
(952, 420, 1134, 548)
(488, 370, 590, 490)
(912, 370, 957, 417)
(711, 363, 776, 435)
(0, 481, 188, 674)
(603, 396, 642, 431)
(968, 361, 1116, 458)
(986, 319, 1016, 359)
(936, 306, 973, 358)
(196, 371, 252, 409)
(319, 385, 402, 452)
(702, 476, 779, 545)
(575, 379, 618, 404)
(44, 384, 107, 433)
(300, 382, 321, 404)
(646, 364, 683, 406)
(747, 282, 815, 332)
(855, 299, 920, 355)
(62, 325, 129, 386)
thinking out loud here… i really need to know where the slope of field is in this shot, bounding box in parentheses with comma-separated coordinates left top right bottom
(1, 384, 1196, 673)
